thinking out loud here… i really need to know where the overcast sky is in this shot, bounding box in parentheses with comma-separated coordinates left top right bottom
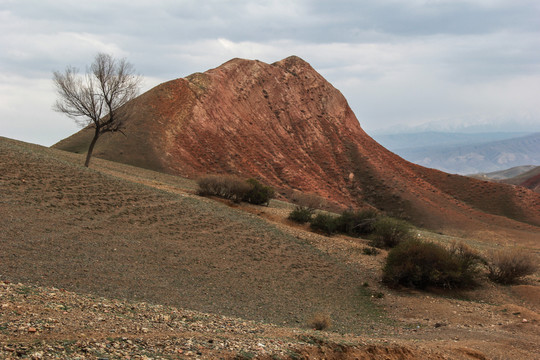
(2, 0, 540, 146)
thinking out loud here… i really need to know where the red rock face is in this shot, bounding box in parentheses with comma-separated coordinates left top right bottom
(54, 56, 540, 232)
(165, 57, 365, 203)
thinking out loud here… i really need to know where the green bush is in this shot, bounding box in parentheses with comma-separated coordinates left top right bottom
(371, 217, 412, 248)
(288, 206, 315, 224)
(487, 248, 538, 284)
(335, 209, 378, 237)
(243, 178, 274, 205)
(197, 175, 250, 203)
(382, 239, 483, 289)
(310, 213, 339, 235)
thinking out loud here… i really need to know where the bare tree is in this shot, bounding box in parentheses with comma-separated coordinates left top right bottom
(53, 53, 142, 167)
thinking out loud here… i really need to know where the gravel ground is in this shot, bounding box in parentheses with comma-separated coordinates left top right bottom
(1, 281, 448, 360)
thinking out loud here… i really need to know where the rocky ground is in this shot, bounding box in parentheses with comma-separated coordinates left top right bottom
(2, 277, 539, 359)
(1, 281, 449, 359)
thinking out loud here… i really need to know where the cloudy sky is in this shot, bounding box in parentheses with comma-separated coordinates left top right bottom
(2, 0, 540, 146)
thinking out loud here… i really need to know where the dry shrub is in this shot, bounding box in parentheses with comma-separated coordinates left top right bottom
(308, 312, 332, 331)
(371, 217, 412, 248)
(288, 193, 325, 224)
(449, 241, 486, 264)
(197, 175, 250, 203)
(288, 206, 315, 223)
(310, 213, 339, 235)
(292, 192, 326, 210)
(487, 248, 538, 284)
(336, 209, 378, 237)
(383, 239, 483, 289)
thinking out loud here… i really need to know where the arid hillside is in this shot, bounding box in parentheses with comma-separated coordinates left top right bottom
(1, 137, 372, 334)
(53, 56, 540, 235)
(2, 137, 539, 359)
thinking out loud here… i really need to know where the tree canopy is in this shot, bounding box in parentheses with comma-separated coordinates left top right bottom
(53, 53, 142, 167)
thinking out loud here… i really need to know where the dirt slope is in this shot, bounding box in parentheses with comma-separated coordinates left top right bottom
(1, 137, 379, 335)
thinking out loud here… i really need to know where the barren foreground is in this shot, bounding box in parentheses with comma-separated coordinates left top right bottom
(1, 137, 539, 359)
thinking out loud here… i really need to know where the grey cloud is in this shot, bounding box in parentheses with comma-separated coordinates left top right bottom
(1, 0, 540, 145)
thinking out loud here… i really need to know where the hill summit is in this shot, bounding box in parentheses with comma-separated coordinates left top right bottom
(53, 56, 540, 233)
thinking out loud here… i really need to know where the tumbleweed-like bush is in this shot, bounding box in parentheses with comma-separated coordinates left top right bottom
(487, 248, 538, 285)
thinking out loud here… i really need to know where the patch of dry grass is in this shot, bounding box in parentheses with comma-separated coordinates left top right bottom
(308, 312, 332, 331)
(488, 248, 538, 284)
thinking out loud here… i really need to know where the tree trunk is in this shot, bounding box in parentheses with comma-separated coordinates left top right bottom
(84, 129, 100, 167)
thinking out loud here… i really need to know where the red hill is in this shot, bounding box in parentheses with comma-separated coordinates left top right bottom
(53, 56, 540, 236)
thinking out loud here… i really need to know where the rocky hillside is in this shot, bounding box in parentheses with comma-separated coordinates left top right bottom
(53, 56, 540, 232)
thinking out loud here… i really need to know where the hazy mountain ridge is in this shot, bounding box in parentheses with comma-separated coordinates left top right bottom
(469, 165, 539, 181)
(376, 132, 540, 174)
(372, 131, 532, 152)
(470, 165, 540, 194)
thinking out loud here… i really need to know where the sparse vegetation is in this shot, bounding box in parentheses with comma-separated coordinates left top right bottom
(243, 178, 274, 205)
(383, 239, 483, 289)
(487, 248, 538, 284)
(310, 213, 339, 235)
(308, 312, 332, 331)
(370, 217, 412, 248)
(197, 175, 274, 205)
(287, 204, 414, 245)
(3, 137, 540, 359)
(288, 206, 315, 223)
(335, 209, 378, 237)
(197, 175, 250, 203)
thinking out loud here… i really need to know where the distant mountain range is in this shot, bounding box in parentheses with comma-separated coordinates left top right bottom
(469, 165, 540, 193)
(468, 165, 538, 180)
(372, 132, 540, 174)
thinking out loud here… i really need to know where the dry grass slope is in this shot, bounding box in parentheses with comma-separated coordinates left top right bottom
(0, 137, 381, 334)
